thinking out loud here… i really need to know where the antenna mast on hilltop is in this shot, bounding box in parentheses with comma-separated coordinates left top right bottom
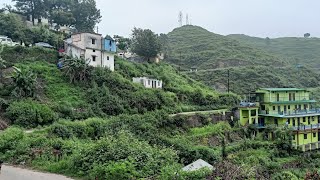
(186, 14, 189, 25)
(178, 11, 183, 27)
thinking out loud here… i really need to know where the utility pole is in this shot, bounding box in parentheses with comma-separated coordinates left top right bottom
(227, 69, 230, 94)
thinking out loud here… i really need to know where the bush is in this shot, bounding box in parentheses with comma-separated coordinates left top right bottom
(6, 100, 58, 128)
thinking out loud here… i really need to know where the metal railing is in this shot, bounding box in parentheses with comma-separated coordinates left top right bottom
(259, 109, 320, 116)
(292, 123, 320, 131)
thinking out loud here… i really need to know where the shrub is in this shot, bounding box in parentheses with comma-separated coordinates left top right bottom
(6, 100, 58, 128)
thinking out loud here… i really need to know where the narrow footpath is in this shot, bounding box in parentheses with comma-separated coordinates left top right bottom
(0, 165, 73, 180)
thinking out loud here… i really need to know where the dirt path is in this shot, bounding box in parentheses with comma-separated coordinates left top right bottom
(0, 165, 74, 180)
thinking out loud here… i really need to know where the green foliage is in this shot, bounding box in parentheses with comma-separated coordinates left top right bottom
(62, 56, 92, 83)
(11, 66, 38, 98)
(228, 34, 320, 70)
(6, 99, 58, 128)
(0, 13, 25, 42)
(131, 27, 161, 60)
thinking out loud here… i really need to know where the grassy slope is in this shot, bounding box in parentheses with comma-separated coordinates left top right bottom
(1, 46, 238, 121)
(166, 25, 288, 70)
(227, 34, 320, 69)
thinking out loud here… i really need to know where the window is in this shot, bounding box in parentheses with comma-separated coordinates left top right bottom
(158, 81, 161, 86)
(304, 134, 308, 139)
(288, 105, 290, 110)
(92, 39, 96, 45)
(92, 56, 96, 62)
(303, 117, 306, 122)
(313, 133, 317, 138)
(148, 80, 150, 85)
(107, 56, 109, 60)
(273, 106, 275, 111)
(293, 135, 295, 140)
(287, 119, 290, 124)
(93, 49, 96, 52)
(276, 93, 280, 101)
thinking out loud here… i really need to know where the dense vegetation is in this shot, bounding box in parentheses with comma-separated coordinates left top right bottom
(0, 46, 238, 128)
(228, 34, 320, 69)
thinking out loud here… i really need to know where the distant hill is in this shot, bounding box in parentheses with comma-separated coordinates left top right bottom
(166, 25, 288, 70)
(165, 25, 320, 95)
(227, 34, 320, 69)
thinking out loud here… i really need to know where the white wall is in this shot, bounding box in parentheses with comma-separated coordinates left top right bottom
(132, 77, 162, 89)
(102, 52, 115, 71)
(85, 49, 102, 67)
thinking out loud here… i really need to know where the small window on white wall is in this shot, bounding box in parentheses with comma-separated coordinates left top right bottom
(93, 49, 96, 52)
(92, 39, 96, 45)
(92, 56, 96, 62)
(107, 56, 109, 60)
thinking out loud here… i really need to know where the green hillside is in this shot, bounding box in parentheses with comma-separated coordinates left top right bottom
(187, 66, 320, 95)
(166, 25, 288, 70)
(1, 43, 320, 180)
(0, 46, 238, 128)
(228, 34, 320, 69)
(166, 26, 320, 95)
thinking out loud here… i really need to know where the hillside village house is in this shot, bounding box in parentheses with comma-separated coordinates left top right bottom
(239, 88, 320, 152)
(25, 15, 72, 34)
(64, 32, 117, 71)
(132, 77, 163, 89)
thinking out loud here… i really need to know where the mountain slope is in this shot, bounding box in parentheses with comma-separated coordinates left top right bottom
(166, 25, 288, 70)
(165, 26, 320, 95)
(228, 34, 320, 69)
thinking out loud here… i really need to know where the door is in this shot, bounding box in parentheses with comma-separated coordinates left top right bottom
(284, 105, 287, 114)
(293, 118, 296, 126)
(289, 93, 292, 101)
(278, 106, 281, 114)
(152, 81, 156, 88)
(277, 93, 280, 101)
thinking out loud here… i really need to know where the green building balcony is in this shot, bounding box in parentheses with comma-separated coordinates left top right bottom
(259, 108, 320, 118)
(292, 123, 320, 131)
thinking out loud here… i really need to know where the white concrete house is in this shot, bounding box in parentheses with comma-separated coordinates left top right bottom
(64, 32, 115, 71)
(132, 77, 163, 89)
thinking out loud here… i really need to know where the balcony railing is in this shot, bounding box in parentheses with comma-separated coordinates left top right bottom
(292, 123, 320, 131)
(250, 123, 320, 131)
(259, 109, 320, 116)
(271, 96, 310, 102)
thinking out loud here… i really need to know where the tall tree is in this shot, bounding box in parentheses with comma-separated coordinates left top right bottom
(131, 28, 161, 62)
(0, 13, 26, 42)
(13, 0, 46, 25)
(71, 0, 101, 32)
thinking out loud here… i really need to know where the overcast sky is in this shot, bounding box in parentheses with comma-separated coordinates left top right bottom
(2, 0, 319, 38)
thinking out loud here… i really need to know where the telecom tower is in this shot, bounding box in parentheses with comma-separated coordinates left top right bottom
(178, 11, 183, 27)
(186, 14, 189, 25)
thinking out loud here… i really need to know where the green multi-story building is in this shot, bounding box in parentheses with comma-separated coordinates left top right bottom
(239, 88, 320, 151)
